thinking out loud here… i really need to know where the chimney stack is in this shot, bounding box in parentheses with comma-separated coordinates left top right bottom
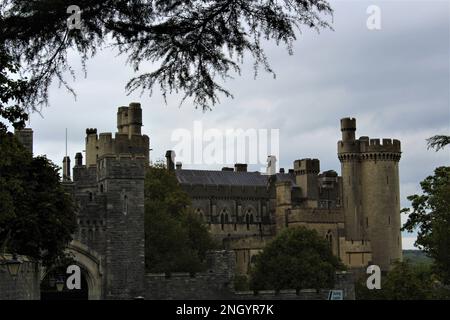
(75, 152, 83, 166)
(234, 163, 247, 172)
(165, 150, 175, 171)
(63, 156, 71, 181)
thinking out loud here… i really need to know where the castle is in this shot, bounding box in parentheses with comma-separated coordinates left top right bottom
(14, 102, 403, 299)
(174, 118, 402, 274)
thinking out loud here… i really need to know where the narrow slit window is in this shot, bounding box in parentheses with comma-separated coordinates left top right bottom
(123, 195, 128, 215)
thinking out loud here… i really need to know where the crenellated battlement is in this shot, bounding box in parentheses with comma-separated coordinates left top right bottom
(293, 158, 320, 175)
(359, 138, 401, 153)
(338, 137, 401, 161)
(84, 103, 150, 167)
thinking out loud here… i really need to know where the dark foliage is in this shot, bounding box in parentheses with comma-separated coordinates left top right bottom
(1, 0, 332, 112)
(402, 166, 450, 284)
(0, 131, 77, 266)
(250, 226, 344, 291)
(144, 163, 216, 273)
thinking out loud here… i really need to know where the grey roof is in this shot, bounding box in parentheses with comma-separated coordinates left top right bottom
(175, 169, 296, 187)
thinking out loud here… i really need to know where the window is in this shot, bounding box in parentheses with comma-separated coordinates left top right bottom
(326, 230, 333, 249)
(220, 213, 225, 230)
(245, 208, 254, 230)
(123, 195, 128, 215)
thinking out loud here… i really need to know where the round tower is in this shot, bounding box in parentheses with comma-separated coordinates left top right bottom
(338, 117, 364, 241)
(338, 118, 402, 271)
(359, 138, 402, 270)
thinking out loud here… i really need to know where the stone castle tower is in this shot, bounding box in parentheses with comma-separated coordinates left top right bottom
(338, 117, 402, 270)
(66, 102, 148, 299)
(85, 102, 149, 167)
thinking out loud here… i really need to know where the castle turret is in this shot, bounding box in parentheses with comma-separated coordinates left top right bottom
(340, 117, 356, 142)
(127, 102, 142, 137)
(117, 106, 129, 134)
(338, 118, 362, 241)
(338, 117, 402, 271)
(85, 128, 98, 167)
(294, 158, 320, 207)
(84, 103, 150, 167)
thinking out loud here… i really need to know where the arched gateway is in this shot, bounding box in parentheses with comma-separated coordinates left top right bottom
(40, 241, 103, 300)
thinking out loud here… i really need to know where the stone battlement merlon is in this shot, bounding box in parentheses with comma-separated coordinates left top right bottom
(338, 137, 401, 156)
(359, 137, 401, 153)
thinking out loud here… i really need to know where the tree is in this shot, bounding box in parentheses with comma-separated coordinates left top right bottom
(1, 0, 333, 112)
(0, 132, 77, 266)
(355, 260, 450, 300)
(250, 227, 344, 291)
(402, 166, 450, 284)
(427, 135, 450, 151)
(144, 163, 216, 273)
(0, 46, 29, 131)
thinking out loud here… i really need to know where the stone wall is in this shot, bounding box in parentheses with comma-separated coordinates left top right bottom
(145, 251, 355, 300)
(146, 251, 236, 300)
(146, 273, 235, 300)
(0, 256, 40, 300)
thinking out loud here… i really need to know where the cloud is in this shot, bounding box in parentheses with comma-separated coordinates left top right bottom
(8, 1, 448, 249)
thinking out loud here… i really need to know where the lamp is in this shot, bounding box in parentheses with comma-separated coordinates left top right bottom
(2, 254, 23, 279)
(56, 277, 65, 292)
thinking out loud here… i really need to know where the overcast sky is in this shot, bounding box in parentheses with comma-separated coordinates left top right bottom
(12, 1, 449, 249)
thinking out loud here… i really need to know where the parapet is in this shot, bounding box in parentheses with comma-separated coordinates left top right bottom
(338, 133, 401, 162)
(359, 137, 401, 153)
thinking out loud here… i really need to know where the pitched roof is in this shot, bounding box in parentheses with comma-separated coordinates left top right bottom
(175, 169, 296, 187)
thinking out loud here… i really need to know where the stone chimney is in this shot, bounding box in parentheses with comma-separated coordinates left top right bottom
(165, 150, 175, 171)
(63, 156, 71, 181)
(234, 163, 247, 172)
(75, 152, 83, 166)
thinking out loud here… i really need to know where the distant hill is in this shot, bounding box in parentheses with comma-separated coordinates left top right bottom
(403, 250, 433, 266)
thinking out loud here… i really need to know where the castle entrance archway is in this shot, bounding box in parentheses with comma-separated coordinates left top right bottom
(40, 241, 103, 300)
